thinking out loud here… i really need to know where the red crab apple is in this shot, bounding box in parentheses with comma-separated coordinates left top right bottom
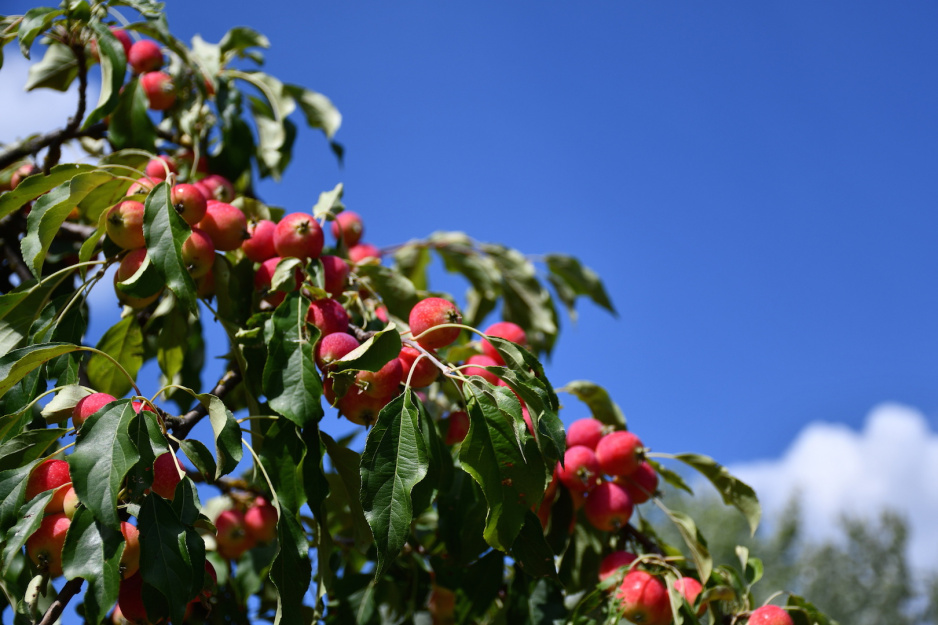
(140, 71, 175, 111)
(244, 497, 278, 543)
(616, 570, 673, 625)
(427, 585, 456, 623)
(567, 417, 606, 450)
(151, 453, 184, 500)
(124, 176, 154, 197)
(315, 332, 360, 370)
(26, 458, 71, 503)
(599, 550, 637, 583)
(356, 356, 404, 398)
(398, 345, 439, 387)
(409, 297, 462, 349)
(145, 155, 176, 180)
(321, 255, 349, 297)
(73, 392, 117, 427)
(118, 572, 147, 624)
(331, 211, 364, 247)
(10, 163, 40, 190)
(243, 219, 277, 262)
(595, 430, 645, 477)
(584, 481, 633, 532)
(196, 174, 235, 203)
(338, 388, 390, 426)
(615, 461, 659, 504)
(348, 242, 381, 264)
(481, 321, 527, 365)
(749, 605, 794, 625)
(26, 513, 70, 577)
(171, 183, 208, 225)
(463, 354, 500, 385)
(128, 39, 163, 73)
(215, 509, 256, 560)
(106, 200, 146, 250)
(120, 522, 141, 579)
(115, 249, 162, 309)
(556, 445, 601, 493)
(254, 257, 302, 306)
(673, 577, 706, 616)
(274, 212, 324, 260)
(445, 410, 470, 445)
(197, 201, 248, 251)
(196, 268, 215, 299)
(181, 228, 215, 279)
(307, 298, 350, 337)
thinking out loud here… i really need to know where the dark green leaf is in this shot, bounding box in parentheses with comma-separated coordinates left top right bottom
(0, 343, 77, 396)
(24, 42, 77, 91)
(660, 504, 712, 583)
(262, 293, 323, 427)
(70, 400, 140, 530)
(116, 249, 164, 299)
(284, 84, 341, 139)
(331, 323, 401, 374)
(87, 316, 143, 398)
(545, 253, 616, 315)
(156, 306, 187, 380)
(559, 380, 626, 428)
(672, 453, 761, 535)
(18, 8, 63, 58)
(269, 507, 311, 625)
(61, 507, 123, 625)
(258, 421, 306, 513)
(84, 20, 127, 127)
(178, 439, 216, 484)
(1, 490, 53, 575)
(433, 233, 501, 328)
(301, 425, 329, 518)
(138, 495, 195, 624)
(144, 182, 198, 313)
(0, 163, 95, 220)
(108, 76, 156, 151)
(194, 392, 243, 479)
(219, 26, 270, 60)
(394, 244, 430, 292)
(359, 390, 429, 575)
(786, 595, 836, 625)
(0, 461, 38, 538)
(509, 511, 558, 579)
(646, 459, 693, 495)
(321, 432, 370, 547)
(356, 264, 419, 320)
(0, 428, 67, 471)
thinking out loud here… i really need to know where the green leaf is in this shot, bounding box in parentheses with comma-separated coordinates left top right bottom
(559, 380, 626, 428)
(0, 163, 95, 220)
(0, 281, 59, 357)
(321, 432, 371, 547)
(460, 380, 550, 551)
(394, 244, 430, 292)
(545, 253, 616, 316)
(21, 172, 113, 278)
(219, 26, 270, 61)
(433, 234, 501, 327)
(194, 393, 243, 479)
(331, 323, 401, 374)
(660, 504, 712, 583)
(24, 42, 77, 91)
(270, 257, 303, 293)
(69, 400, 140, 530)
(258, 421, 306, 513)
(359, 390, 429, 576)
(269, 507, 311, 625)
(786, 595, 837, 625)
(301, 425, 330, 517)
(310, 183, 344, 221)
(284, 84, 342, 139)
(156, 306, 187, 380)
(138, 495, 196, 624)
(61, 507, 123, 625)
(262, 293, 323, 427)
(143, 182, 198, 313)
(84, 20, 128, 127)
(509, 511, 558, 579)
(178, 439, 216, 484)
(0, 428, 67, 471)
(87, 316, 143, 398)
(18, 7, 63, 58)
(0, 343, 77, 396)
(108, 75, 156, 151)
(356, 264, 419, 320)
(0, 461, 38, 538)
(40, 384, 88, 424)
(1, 490, 53, 575)
(646, 458, 693, 495)
(672, 453, 761, 535)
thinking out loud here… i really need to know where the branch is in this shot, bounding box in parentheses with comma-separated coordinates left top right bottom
(0, 123, 106, 172)
(37, 577, 83, 625)
(166, 370, 243, 438)
(43, 44, 89, 173)
(621, 523, 664, 556)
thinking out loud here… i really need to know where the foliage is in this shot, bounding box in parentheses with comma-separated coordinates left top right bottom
(0, 2, 836, 625)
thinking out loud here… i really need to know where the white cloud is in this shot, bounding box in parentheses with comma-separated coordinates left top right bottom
(730, 403, 938, 572)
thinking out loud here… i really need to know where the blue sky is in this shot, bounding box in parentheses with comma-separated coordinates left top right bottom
(3, 0, 938, 577)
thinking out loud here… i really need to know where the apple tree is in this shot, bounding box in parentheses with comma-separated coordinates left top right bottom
(0, 2, 836, 624)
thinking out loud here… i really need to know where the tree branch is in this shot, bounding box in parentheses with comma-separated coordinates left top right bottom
(621, 523, 664, 556)
(0, 123, 106, 172)
(37, 577, 83, 625)
(43, 44, 89, 173)
(166, 369, 243, 438)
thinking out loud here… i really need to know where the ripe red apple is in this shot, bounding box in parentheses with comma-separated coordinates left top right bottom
(197, 201, 248, 251)
(10, 163, 40, 190)
(599, 550, 637, 583)
(243, 219, 277, 262)
(481, 321, 527, 364)
(426, 585, 456, 623)
(215, 509, 256, 560)
(348, 242, 381, 264)
(124, 176, 155, 197)
(127, 39, 163, 73)
(355, 356, 403, 398)
(584, 481, 633, 531)
(171, 183, 208, 225)
(139, 71, 176, 111)
(616, 570, 672, 625)
(463, 354, 500, 385)
(196, 267, 215, 299)
(749, 605, 794, 625)
(273, 212, 324, 260)
(181, 228, 215, 279)
(409, 297, 462, 349)
(115, 249, 163, 309)
(73, 392, 117, 427)
(106, 200, 146, 250)
(196, 174, 235, 203)
(307, 298, 350, 337)
(566, 418, 606, 450)
(616, 461, 659, 505)
(151, 453, 184, 500)
(315, 332, 360, 370)
(118, 572, 147, 624)
(120, 521, 141, 579)
(26, 513, 70, 577)
(673, 577, 705, 616)
(555, 445, 601, 493)
(596, 431, 645, 478)
(398, 346, 439, 387)
(320, 255, 349, 297)
(337, 388, 389, 426)
(331, 211, 364, 247)
(145, 155, 177, 180)
(253, 256, 302, 307)
(26, 458, 71, 503)
(444, 410, 470, 445)
(244, 496, 278, 543)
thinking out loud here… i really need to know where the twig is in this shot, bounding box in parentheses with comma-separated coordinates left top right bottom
(0, 123, 106, 172)
(165, 370, 243, 438)
(43, 43, 89, 173)
(621, 523, 664, 556)
(37, 577, 83, 625)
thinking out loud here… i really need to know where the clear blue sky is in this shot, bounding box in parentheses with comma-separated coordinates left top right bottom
(8, 1, 938, 467)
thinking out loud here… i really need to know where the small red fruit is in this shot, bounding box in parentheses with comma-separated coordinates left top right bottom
(115, 249, 162, 309)
(616, 461, 658, 505)
(215, 509, 256, 560)
(337, 388, 389, 426)
(274, 212, 324, 260)
(616, 570, 673, 625)
(118, 572, 147, 624)
(315, 332, 359, 370)
(673, 577, 705, 616)
(331, 211, 364, 247)
(26, 513, 70, 577)
(595, 431, 645, 477)
(127, 39, 163, 74)
(463, 354, 500, 385)
(145, 155, 176, 180)
(409, 297, 462, 349)
(124, 176, 155, 197)
(481, 321, 527, 364)
(171, 183, 208, 225)
(307, 298, 350, 337)
(348, 242, 381, 264)
(244, 497, 278, 543)
(243, 219, 277, 262)
(320, 255, 349, 297)
(106, 201, 146, 250)
(749, 605, 794, 625)
(445, 410, 470, 445)
(120, 521, 141, 579)
(599, 550, 637, 583)
(151, 453, 184, 500)
(181, 228, 215, 279)
(196, 174, 235, 203)
(73, 392, 117, 427)
(355, 356, 403, 398)
(253, 257, 302, 307)
(584, 481, 633, 531)
(398, 346, 439, 387)
(566, 418, 606, 450)
(555, 445, 600, 493)
(26, 458, 71, 502)
(139, 71, 175, 111)
(197, 201, 248, 252)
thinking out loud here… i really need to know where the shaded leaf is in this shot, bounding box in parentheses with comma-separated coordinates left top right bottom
(545, 253, 616, 315)
(559, 380, 626, 428)
(285, 84, 342, 139)
(509, 511, 559, 579)
(87, 316, 143, 398)
(0, 343, 77, 396)
(84, 20, 128, 127)
(61, 507, 123, 625)
(18, 7, 63, 58)
(138, 495, 195, 624)
(108, 75, 156, 151)
(356, 264, 419, 320)
(0, 428, 67, 471)
(672, 453, 761, 535)
(0, 163, 95, 220)
(143, 182, 197, 313)
(269, 507, 311, 625)
(178, 439, 216, 484)
(194, 393, 243, 479)
(1, 490, 52, 575)
(331, 323, 401, 374)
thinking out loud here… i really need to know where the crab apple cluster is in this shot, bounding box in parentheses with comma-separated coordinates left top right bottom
(214, 496, 278, 561)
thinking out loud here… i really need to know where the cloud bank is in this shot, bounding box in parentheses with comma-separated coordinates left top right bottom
(730, 403, 938, 572)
